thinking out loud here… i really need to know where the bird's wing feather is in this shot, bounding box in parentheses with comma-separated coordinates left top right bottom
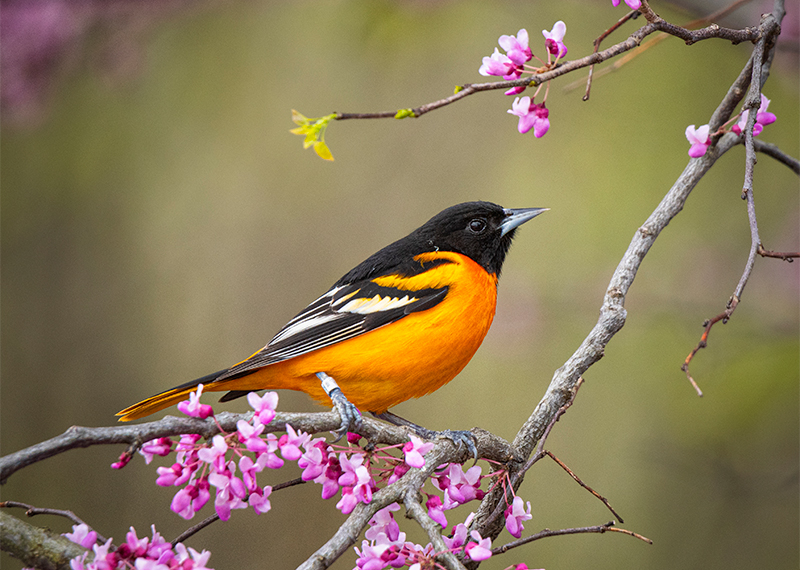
(216, 278, 448, 380)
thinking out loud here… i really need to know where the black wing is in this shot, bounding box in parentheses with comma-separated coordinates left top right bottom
(216, 277, 448, 382)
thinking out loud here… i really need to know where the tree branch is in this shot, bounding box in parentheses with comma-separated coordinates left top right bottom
(0, 510, 89, 570)
(0, 411, 518, 485)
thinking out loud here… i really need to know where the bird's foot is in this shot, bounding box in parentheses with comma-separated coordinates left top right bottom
(372, 411, 478, 461)
(317, 372, 362, 441)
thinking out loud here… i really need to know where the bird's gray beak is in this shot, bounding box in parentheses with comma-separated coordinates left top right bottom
(500, 207, 549, 236)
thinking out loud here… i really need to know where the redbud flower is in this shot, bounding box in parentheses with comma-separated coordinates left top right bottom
(685, 124, 711, 158)
(365, 503, 401, 542)
(612, 0, 642, 8)
(499, 29, 533, 65)
(425, 494, 447, 527)
(247, 391, 278, 425)
(237, 419, 268, 454)
(732, 93, 777, 137)
(278, 424, 310, 461)
(177, 384, 213, 420)
(298, 438, 328, 481)
(197, 435, 228, 470)
(402, 435, 434, 469)
(139, 438, 173, 464)
(64, 524, 98, 549)
(248, 485, 273, 514)
(508, 97, 550, 137)
(504, 495, 533, 538)
(479, 48, 521, 80)
(542, 21, 568, 58)
(464, 530, 493, 561)
(441, 522, 468, 550)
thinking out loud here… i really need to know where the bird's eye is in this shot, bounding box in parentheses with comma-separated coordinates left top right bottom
(467, 218, 487, 234)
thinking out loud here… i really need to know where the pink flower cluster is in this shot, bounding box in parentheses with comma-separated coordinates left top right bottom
(685, 93, 777, 158)
(135, 387, 442, 521)
(478, 23, 568, 137)
(61, 524, 212, 570)
(131, 387, 541, 569)
(354, 508, 495, 570)
(147, 390, 284, 521)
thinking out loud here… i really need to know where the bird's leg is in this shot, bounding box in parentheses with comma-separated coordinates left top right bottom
(316, 372, 362, 441)
(372, 410, 478, 461)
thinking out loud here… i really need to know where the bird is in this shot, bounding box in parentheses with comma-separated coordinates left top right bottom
(117, 201, 546, 450)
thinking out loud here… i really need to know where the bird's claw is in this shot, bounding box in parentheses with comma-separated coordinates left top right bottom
(329, 387, 362, 442)
(438, 429, 479, 462)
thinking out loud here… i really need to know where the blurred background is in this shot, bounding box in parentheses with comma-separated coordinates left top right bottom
(1, 1, 798, 569)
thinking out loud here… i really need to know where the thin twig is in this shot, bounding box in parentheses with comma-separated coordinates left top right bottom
(680, 8, 785, 394)
(753, 139, 800, 174)
(571, 0, 758, 94)
(478, 378, 584, 533)
(545, 451, 624, 523)
(335, 9, 759, 123)
(0, 501, 107, 544)
(757, 244, 799, 261)
(584, 10, 640, 100)
(491, 521, 652, 554)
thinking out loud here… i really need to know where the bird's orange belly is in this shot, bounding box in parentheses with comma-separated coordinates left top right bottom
(224, 257, 498, 413)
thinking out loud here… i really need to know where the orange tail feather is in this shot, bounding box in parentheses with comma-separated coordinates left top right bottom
(116, 370, 227, 422)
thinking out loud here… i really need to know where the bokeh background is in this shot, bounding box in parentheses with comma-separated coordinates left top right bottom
(2, 1, 798, 569)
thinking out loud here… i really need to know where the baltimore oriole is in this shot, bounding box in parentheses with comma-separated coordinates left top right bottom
(117, 201, 546, 446)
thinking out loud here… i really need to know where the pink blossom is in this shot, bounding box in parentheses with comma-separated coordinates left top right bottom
(313, 452, 343, 499)
(685, 124, 711, 158)
(441, 522, 468, 550)
(402, 435, 434, 469)
(298, 439, 328, 481)
(170, 478, 210, 520)
(542, 21, 567, 58)
(433, 463, 484, 506)
(732, 94, 777, 137)
(139, 438, 173, 464)
(90, 538, 115, 570)
(174, 543, 213, 570)
(156, 463, 183, 487)
(365, 503, 401, 542)
(176, 434, 202, 455)
(479, 48, 523, 80)
(498, 29, 532, 65)
(425, 494, 447, 527)
(208, 461, 247, 521)
(239, 454, 269, 492)
(197, 435, 228, 471)
(508, 97, 550, 137)
(248, 485, 273, 514)
(612, 0, 642, 8)
(260, 433, 285, 469)
(354, 532, 408, 570)
(504, 85, 527, 96)
(464, 530, 493, 561)
(504, 495, 533, 538)
(336, 487, 359, 514)
(236, 419, 267, 454)
(278, 424, 309, 461)
(177, 384, 213, 420)
(247, 391, 278, 425)
(64, 524, 97, 549)
(110, 452, 132, 470)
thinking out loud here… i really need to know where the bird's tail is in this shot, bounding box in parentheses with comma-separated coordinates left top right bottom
(116, 369, 227, 422)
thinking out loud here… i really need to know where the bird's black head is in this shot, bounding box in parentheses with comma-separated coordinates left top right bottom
(410, 201, 546, 276)
(336, 201, 546, 285)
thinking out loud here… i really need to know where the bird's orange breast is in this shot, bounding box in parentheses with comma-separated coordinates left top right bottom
(215, 251, 498, 413)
